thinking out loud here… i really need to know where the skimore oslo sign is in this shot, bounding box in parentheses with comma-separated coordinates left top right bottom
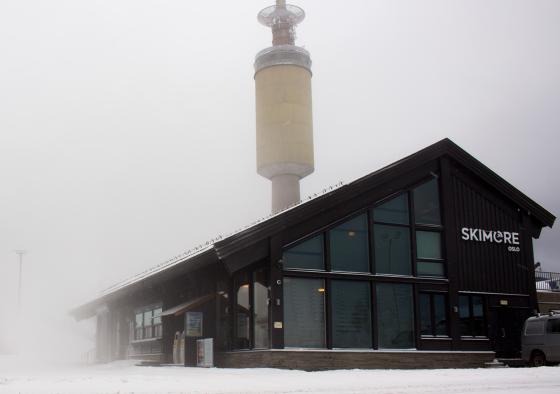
(460, 227, 521, 252)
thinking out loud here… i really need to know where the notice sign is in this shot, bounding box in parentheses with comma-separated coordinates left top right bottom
(186, 311, 203, 337)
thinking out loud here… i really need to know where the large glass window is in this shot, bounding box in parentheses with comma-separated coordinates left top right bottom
(216, 284, 231, 351)
(374, 224, 411, 275)
(234, 273, 251, 349)
(284, 277, 326, 348)
(377, 283, 414, 348)
(414, 178, 445, 277)
(331, 280, 372, 348)
(416, 231, 444, 277)
(143, 310, 153, 338)
(416, 231, 442, 259)
(459, 294, 486, 337)
(253, 269, 269, 349)
(280, 175, 445, 350)
(373, 194, 409, 225)
(330, 214, 369, 272)
(153, 308, 162, 338)
(419, 293, 448, 337)
(413, 178, 441, 225)
(134, 305, 162, 340)
(283, 235, 324, 270)
(135, 312, 143, 340)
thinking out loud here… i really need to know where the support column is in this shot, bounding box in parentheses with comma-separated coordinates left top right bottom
(271, 174, 301, 213)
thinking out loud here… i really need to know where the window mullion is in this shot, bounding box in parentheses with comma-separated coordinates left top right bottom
(409, 191, 418, 277)
(431, 294, 437, 336)
(469, 296, 475, 337)
(325, 278, 332, 349)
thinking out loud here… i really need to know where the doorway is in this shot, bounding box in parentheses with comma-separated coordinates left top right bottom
(490, 306, 528, 358)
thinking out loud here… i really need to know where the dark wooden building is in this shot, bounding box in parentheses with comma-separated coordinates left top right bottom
(71, 139, 555, 369)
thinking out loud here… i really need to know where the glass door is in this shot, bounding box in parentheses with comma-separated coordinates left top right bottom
(253, 268, 270, 349)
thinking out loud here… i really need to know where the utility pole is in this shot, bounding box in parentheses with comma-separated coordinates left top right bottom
(14, 250, 26, 311)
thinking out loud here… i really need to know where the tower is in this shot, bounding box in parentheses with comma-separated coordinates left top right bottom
(255, 1, 314, 213)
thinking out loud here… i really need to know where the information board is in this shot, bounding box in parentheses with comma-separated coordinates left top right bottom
(186, 311, 203, 337)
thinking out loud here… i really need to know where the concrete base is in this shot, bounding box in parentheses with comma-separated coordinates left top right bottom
(215, 350, 495, 370)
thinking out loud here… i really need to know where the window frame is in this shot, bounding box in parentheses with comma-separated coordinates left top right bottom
(133, 304, 163, 341)
(279, 174, 447, 351)
(328, 213, 371, 273)
(410, 179, 446, 278)
(329, 279, 373, 349)
(419, 292, 449, 338)
(232, 264, 271, 351)
(458, 294, 488, 338)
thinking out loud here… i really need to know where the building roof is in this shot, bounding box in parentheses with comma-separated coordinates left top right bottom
(70, 138, 556, 320)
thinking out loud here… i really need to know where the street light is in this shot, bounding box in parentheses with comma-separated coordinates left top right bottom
(14, 250, 26, 311)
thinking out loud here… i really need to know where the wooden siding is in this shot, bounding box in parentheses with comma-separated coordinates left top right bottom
(451, 170, 531, 294)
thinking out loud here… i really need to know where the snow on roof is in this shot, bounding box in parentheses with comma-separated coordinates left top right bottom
(98, 181, 345, 298)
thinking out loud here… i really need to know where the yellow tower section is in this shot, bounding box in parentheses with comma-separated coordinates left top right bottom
(255, 64, 314, 179)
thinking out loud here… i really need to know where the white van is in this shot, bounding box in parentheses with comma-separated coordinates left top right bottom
(521, 312, 560, 366)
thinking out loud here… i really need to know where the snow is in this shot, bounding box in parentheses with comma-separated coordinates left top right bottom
(0, 357, 559, 394)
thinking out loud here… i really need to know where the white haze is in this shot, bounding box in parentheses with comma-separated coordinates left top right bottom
(0, 0, 558, 360)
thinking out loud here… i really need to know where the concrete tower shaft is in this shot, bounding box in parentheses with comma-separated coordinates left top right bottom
(255, 1, 314, 213)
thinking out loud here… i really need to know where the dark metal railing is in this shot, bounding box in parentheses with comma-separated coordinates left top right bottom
(535, 271, 560, 292)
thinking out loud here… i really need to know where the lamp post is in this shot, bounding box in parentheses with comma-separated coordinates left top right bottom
(14, 250, 26, 311)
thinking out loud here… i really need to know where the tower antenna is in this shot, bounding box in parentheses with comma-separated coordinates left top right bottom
(258, 0, 305, 46)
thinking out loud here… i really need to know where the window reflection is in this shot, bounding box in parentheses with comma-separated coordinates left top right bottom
(373, 194, 409, 225)
(374, 224, 411, 275)
(459, 295, 486, 337)
(416, 231, 442, 259)
(419, 294, 432, 336)
(283, 235, 324, 270)
(413, 179, 441, 225)
(253, 269, 269, 349)
(420, 293, 448, 337)
(235, 273, 250, 349)
(331, 280, 372, 348)
(284, 277, 326, 348)
(377, 283, 414, 348)
(330, 215, 369, 272)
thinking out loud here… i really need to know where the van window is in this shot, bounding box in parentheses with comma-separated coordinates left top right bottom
(547, 319, 560, 334)
(525, 320, 545, 336)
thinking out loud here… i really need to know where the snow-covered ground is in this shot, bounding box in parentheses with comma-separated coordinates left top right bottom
(0, 356, 559, 394)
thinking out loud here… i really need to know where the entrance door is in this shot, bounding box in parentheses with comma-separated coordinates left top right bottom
(491, 307, 527, 358)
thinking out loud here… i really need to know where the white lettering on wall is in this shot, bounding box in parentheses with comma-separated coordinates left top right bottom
(461, 227, 469, 241)
(460, 227, 520, 250)
(494, 231, 503, 243)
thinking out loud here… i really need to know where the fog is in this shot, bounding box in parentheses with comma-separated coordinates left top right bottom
(0, 0, 558, 360)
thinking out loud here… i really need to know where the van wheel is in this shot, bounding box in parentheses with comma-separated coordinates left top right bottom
(530, 351, 546, 367)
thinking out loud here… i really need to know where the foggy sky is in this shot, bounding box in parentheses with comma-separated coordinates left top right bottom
(0, 1, 558, 354)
